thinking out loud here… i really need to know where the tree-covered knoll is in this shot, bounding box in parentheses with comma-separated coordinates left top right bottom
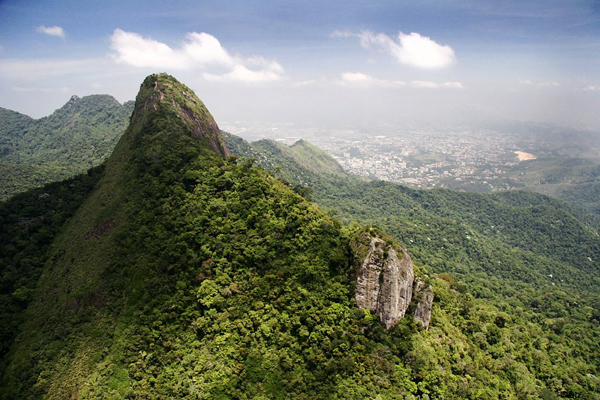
(0, 96, 133, 200)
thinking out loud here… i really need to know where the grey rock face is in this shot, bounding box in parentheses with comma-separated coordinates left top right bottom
(355, 236, 414, 329)
(413, 284, 434, 330)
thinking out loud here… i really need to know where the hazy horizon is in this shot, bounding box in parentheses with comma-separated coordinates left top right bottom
(1, 0, 600, 130)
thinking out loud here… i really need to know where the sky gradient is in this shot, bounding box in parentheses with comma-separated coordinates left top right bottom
(1, 0, 600, 129)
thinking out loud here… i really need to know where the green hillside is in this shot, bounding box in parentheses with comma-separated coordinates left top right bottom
(0, 166, 104, 360)
(223, 133, 348, 183)
(506, 157, 600, 216)
(1, 76, 599, 399)
(0, 95, 133, 200)
(224, 134, 600, 398)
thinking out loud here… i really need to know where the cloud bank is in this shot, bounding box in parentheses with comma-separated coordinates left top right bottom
(338, 73, 463, 89)
(339, 72, 405, 88)
(340, 30, 456, 69)
(110, 29, 284, 83)
(36, 25, 65, 38)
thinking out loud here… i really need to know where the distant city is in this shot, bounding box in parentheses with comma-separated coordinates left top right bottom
(221, 122, 541, 191)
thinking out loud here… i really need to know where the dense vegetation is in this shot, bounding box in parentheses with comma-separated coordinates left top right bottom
(0, 95, 133, 200)
(224, 134, 600, 398)
(0, 166, 104, 359)
(507, 157, 600, 216)
(1, 75, 599, 399)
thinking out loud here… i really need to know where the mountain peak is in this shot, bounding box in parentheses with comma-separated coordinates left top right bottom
(292, 138, 306, 146)
(132, 73, 229, 157)
(63, 95, 80, 107)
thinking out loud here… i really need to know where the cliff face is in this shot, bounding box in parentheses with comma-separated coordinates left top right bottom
(354, 231, 414, 329)
(413, 283, 434, 330)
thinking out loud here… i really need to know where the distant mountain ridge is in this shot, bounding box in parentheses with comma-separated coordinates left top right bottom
(0, 94, 133, 200)
(222, 132, 351, 186)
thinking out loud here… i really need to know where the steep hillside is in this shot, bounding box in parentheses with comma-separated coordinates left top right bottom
(223, 135, 600, 296)
(0, 166, 104, 360)
(0, 95, 133, 200)
(2, 76, 599, 399)
(1, 74, 410, 399)
(225, 133, 600, 398)
(289, 139, 347, 176)
(506, 157, 600, 216)
(0, 108, 34, 152)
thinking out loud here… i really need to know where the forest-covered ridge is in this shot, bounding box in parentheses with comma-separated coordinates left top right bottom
(0, 94, 133, 200)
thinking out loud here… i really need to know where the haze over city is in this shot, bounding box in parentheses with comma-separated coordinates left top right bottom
(1, 0, 600, 129)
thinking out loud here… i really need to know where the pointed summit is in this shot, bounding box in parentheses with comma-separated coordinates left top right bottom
(67, 94, 80, 105)
(130, 73, 229, 158)
(0, 75, 234, 396)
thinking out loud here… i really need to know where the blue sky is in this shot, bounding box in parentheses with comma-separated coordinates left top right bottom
(1, 0, 599, 128)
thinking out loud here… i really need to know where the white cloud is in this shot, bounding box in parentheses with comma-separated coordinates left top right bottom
(110, 29, 183, 69)
(110, 29, 283, 82)
(91, 82, 102, 89)
(410, 81, 464, 89)
(519, 79, 560, 88)
(583, 85, 600, 91)
(538, 81, 559, 88)
(442, 81, 464, 89)
(411, 81, 439, 89)
(293, 79, 318, 87)
(337, 73, 462, 89)
(330, 30, 354, 38)
(182, 32, 236, 67)
(339, 72, 405, 88)
(12, 86, 70, 93)
(354, 31, 456, 68)
(204, 63, 284, 83)
(36, 25, 66, 39)
(341, 71, 377, 84)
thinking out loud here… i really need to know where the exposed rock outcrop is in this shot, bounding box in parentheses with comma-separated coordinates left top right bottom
(413, 283, 434, 330)
(354, 230, 414, 329)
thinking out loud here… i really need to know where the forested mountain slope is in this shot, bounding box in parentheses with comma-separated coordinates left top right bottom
(0, 95, 133, 200)
(224, 134, 600, 398)
(0, 74, 415, 399)
(224, 134, 600, 298)
(1, 75, 599, 399)
(0, 166, 104, 360)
